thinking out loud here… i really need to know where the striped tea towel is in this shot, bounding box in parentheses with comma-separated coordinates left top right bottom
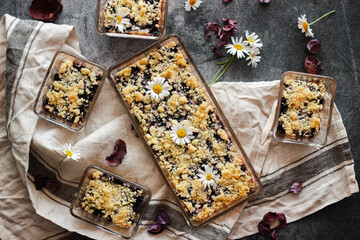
(1, 14, 358, 240)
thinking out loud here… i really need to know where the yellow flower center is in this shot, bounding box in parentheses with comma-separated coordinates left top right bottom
(251, 54, 255, 58)
(153, 85, 162, 94)
(116, 15, 122, 23)
(177, 129, 186, 138)
(65, 150, 72, 157)
(234, 44, 243, 50)
(247, 38, 253, 43)
(189, 0, 197, 5)
(206, 174, 212, 181)
(302, 22, 309, 31)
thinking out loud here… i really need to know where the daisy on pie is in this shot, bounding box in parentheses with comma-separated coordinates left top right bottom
(115, 8, 131, 33)
(170, 122, 193, 145)
(246, 47, 261, 68)
(146, 76, 171, 102)
(297, 15, 314, 37)
(245, 30, 263, 49)
(197, 165, 219, 190)
(185, 0, 202, 11)
(225, 37, 251, 59)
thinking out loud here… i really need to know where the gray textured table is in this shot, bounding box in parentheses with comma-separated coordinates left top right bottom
(1, 0, 359, 239)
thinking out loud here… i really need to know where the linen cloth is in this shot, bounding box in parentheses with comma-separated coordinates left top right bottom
(0, 14, 358, 240)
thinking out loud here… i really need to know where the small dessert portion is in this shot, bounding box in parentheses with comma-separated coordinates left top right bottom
(43, 60, 101, 125)
(277, 79, 325, 138)
(80, 171, 144, 228)
(104, 0, 164, 36)
(115, 41, 254, 222)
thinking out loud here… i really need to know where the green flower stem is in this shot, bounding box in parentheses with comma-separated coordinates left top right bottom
(209, 55, 236, 87)
(216, 57, 235, 65)
(309, 10, 335, 26)
(59, 155, 67, 172)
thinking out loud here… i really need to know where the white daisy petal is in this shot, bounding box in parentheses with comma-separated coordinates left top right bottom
(146, 76, 171, 102)
(297, 14, 314, 37)
(197, 165, 219, 190)
(170, 122, 195, 146)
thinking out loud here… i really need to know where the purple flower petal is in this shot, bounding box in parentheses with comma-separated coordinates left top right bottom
(263, 212, 287, 230)
(46, 180, 59, 193)
(289, 180, 303, 193)
(259, 0, 271, 3)
(105, 139, 127, 166)
(156, 210, 170, 225)
(148, 224, 163, 234)
(205, 22, 222, 37)
(307, 39, 321, 54)
(222, 0, 232, 3)
(34, 175, 49, 190)
(29, 0, 63, 22)
(222, 18, 238, 34)
(305, 56, 323, 74)
(271, 230, 279, 240)
(258, 221, 272, 236)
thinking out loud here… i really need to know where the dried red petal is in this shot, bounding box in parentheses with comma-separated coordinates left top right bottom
(259, 0, 271, 3)
(258, 220, 272, 236)
(222, 0, 232, 3)
(222, 18, 238, 34)
(105, 139, 127, 166)
(305, 56, 323, 74)
(205, 22, 222, 38)
(263, 212, 287, 230)
(156, 210, 170, 225)
(307, 39, 321, 54)
(289, 180, 303, 193)
(271, 230, 279, 240)
(34, 175, 49, 190)
(46, 180, 59, 193)
(148, 224, 163, 234)
(29, 0, 63, 22)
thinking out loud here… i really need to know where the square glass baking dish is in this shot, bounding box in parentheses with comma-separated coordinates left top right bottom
(33, 51, 106, 132)
(273, 71, 336, 146)
(107, 34, 263, 227)
(96, 0, 169, 40)
(70, 165, 152, 239)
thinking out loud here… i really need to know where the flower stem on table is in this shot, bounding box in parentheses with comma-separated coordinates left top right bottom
(209, 55, 236, 87)
(309, 10, 335, 26)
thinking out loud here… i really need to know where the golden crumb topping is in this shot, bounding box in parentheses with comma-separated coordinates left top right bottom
(115, 42, 254, 222)
(43, 60, 101, 125)
(81, 171, 143, 228)
(278, 79, 325, 137)
(104, 0, 164, 36)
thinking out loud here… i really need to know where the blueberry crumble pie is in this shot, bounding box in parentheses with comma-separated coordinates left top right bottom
(115, 41, 255, 222)
(277, 79, 325, 138)
(104, 0, 165, 36)
(43, 60, 101, 126)
(80, 171, 144, 228)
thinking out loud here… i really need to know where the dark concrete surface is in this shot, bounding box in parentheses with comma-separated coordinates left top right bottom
(1, 0, 359, 239)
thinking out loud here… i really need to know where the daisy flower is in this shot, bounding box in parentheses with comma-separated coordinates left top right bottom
(146, 77, 171, 102)
(246, 47, 261, 68)
(170, 122, 193, 145)
(225, 37, 250, 59)
(185, 0, 202, 11)
(197, 165, 219, 190)
(115, 8, 131, 33)
(59, 143, 80, 172)
(297, 15, 314, 37)
(245, 31, 263, 49)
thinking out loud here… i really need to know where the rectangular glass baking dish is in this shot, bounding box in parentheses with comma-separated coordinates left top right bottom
(96, 0, 169, 39)
(107, 34, 263, 227)
(273, 71, 336, 146)
(33, 51, 106, 132)
(70, 165, 152, 239)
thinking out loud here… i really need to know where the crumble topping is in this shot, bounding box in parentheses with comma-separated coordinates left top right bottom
(115, 42, 254, 222)
(43, 60, 101, 125)
(278, 79, 325, 137)
(81, 171, 143, 228)
(104, 0, 164, 36)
